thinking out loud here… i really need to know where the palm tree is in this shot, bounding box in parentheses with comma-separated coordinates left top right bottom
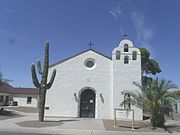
(122, 78, 179, 127)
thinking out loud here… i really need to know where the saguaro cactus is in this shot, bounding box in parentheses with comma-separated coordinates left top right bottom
(31, 41, 56, 122)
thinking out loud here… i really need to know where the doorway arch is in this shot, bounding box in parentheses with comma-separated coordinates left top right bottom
(79, 89, 96, 118)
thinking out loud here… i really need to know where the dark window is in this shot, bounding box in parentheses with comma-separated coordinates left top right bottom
(0, 96, 4, 103)
(116, 51, 121, 60)
(86, 61, 94, 68)
(132, 51, 137, 60)
(124, 44, 129, 52)
(27, 97, 32, 104)
(5, 96, 9, 102)
(124, 56, 129, 64)
(4, 96, 9, 105)
(45, 107, 49, 110)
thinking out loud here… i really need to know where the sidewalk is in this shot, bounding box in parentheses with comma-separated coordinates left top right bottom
(0, 110, 180, 135)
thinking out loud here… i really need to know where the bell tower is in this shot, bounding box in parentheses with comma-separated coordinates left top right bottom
(112, 38, 142, 120)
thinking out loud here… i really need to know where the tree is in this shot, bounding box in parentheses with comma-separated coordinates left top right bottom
(0, 72, 4, 86)
(122, 78, 179, 127)
(0, 72, 9, 86)
(139, 48, 161, 84)
(31, 41, 56, 122)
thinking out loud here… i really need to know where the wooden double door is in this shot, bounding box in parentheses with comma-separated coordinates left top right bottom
(80, 89, 95, 118)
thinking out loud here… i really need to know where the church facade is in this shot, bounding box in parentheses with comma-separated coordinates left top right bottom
(45, 39, 143, 120)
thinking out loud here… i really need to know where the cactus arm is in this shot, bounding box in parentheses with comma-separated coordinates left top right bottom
(42, 42, 49, 85)
(37, 59, 42, 74)
(46, 69, 56, 89)
(31, 64, 40, 88)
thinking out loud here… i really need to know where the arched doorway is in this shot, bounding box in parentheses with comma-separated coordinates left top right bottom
(80, 89, 95, 118)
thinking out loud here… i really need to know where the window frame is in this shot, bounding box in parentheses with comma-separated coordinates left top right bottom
(124, 44, 129, 52)
(116, 50, 121, 60)
(124, 56, 129, 64)
(132, 51, 137, 60)
(27, 97, 32, 104)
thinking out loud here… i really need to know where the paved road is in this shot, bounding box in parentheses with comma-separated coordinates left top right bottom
(0, 132, 53, 135)
(0, 131, 179, 135)
(1, 110, 180, 135)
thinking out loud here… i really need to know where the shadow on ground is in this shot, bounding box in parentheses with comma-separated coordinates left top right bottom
(164, 124, 180, 133)
(0, 110, 23, 120)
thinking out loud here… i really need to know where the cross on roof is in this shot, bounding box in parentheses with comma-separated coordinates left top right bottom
(122, 32, 128, 39)
(88, 41, 94, 49)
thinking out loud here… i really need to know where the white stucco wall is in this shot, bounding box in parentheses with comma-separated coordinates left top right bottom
(45, 39, 142, 120)
(13, 94, 37, 107)
(177, 100, 180, 113)
(45, 50, 113, 119)
(112, 39, 142, 120)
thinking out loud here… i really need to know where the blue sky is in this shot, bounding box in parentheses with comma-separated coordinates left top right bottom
(0, 0, 179, 87)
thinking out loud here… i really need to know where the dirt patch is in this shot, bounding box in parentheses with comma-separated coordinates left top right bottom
(102, 119, 166, 132)
(16, 119, 78, 128)
(7, 107, 38, 113)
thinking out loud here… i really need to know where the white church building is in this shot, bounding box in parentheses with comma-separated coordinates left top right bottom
(45, 39, 143, 120)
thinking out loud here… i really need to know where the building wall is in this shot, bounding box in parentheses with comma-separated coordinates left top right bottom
(112, 39, 142, 120)
(45, 50, 113, 119)
(12, 94, 37, 107)
(176, 100, 180, 113)
(45, 39, 143, 120)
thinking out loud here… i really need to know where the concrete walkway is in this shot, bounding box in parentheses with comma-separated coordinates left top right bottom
(0, 110, 180, 135)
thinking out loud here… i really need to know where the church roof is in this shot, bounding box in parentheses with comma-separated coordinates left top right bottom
(49, 49, 112, 68)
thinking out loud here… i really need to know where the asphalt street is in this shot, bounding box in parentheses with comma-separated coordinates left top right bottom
(0, 132, 59, 135)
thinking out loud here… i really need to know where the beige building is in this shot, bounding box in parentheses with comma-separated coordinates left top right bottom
(0, 83, 38, 107)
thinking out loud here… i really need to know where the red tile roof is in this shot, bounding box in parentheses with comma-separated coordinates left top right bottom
(12, 88, 38, 95)
(0, 83, 38, 95)
(0, 83, 13, 93)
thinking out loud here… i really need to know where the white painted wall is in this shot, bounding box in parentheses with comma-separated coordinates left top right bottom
(176, 100, 180, 113)
(45, 50, 113, 119)
(45, 39, 142, 120)
(13, 94, 37, 107)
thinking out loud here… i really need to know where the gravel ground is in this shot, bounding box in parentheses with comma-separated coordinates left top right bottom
(102, 119, 166, 132)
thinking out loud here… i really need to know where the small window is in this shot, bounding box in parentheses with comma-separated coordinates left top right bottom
(45, 107, 49, 110)
(132, 51, 137, 60)
(84, 58, 96, 70)
(124, 44, 129, 52)
(124, 56, 129, 64)
(116, 50, 121, 60)
(86, 61, 94, 68)
(27, 97, 32, 104)
(0, 96, 4, 103)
